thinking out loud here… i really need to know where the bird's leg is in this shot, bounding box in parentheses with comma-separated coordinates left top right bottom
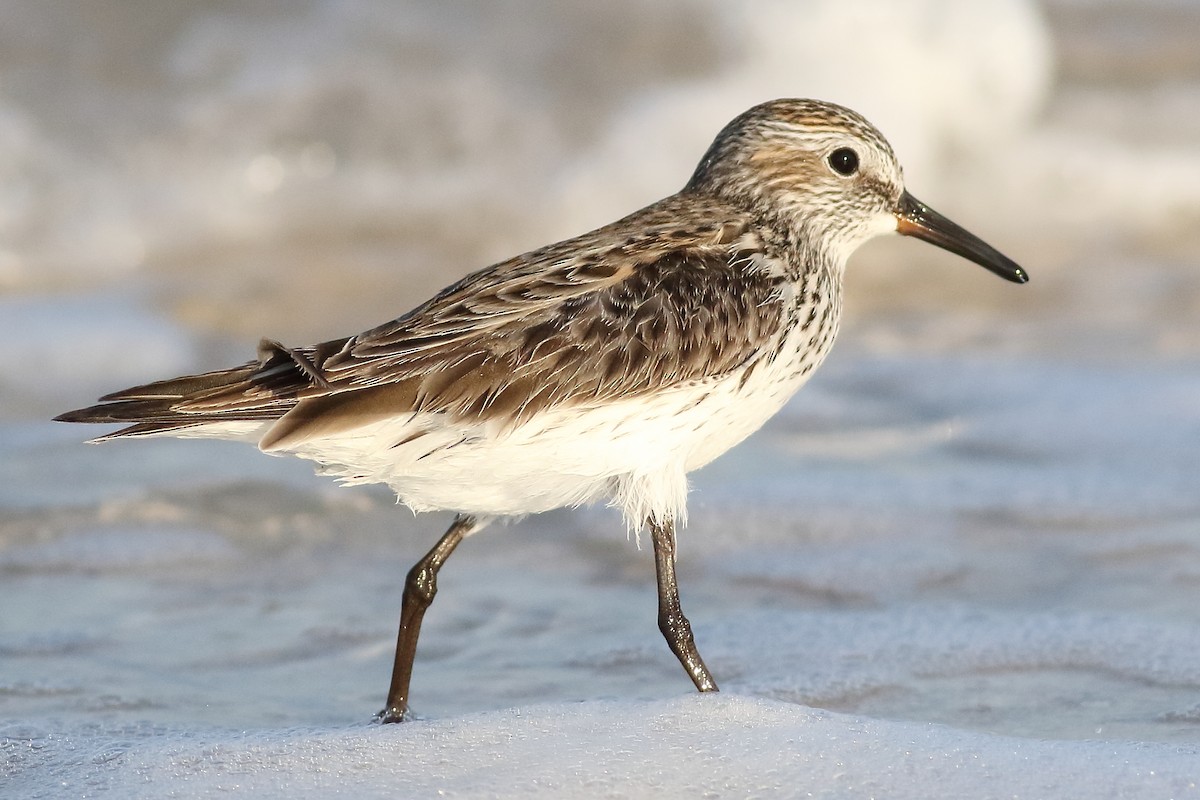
(376, 513, 477, 723)
(649, 517, 719, 693)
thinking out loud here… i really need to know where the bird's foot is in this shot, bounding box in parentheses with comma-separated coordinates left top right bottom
(373, 705, 410, 724)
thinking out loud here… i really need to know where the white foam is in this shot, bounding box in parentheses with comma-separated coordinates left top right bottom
(4, 696, 1197, 799)
(554, 0, 1052, 233)
(5, 0, 1196, 319)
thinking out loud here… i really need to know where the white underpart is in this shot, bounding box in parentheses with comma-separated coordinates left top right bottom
(254, 303, 834, 534)
(121, 272, 847, 536)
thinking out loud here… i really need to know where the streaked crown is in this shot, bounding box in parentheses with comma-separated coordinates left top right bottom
(686, 99, 906, 258)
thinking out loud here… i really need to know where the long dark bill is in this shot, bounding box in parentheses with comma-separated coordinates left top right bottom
(895, 191, 1028, 284)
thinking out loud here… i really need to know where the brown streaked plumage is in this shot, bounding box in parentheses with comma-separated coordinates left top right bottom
(69, 195, 782, 444)
(56, 98, 1028, 722)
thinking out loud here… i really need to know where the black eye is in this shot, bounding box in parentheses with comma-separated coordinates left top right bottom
(828, 147, 859, 176)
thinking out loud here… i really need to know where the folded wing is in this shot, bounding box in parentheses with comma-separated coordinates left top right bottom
(56, 199, 787, 449)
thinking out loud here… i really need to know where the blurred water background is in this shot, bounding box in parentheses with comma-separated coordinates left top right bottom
(2, 1, 1200, 797)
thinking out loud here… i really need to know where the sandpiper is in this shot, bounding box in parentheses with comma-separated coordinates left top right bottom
(57, 98, 1027, 722)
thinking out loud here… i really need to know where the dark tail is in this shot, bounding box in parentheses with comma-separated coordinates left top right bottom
(54, 339, 336, 441)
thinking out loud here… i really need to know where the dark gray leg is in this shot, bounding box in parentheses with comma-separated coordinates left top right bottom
(649, 517, 719, 692)
(377, 514, 479, 723)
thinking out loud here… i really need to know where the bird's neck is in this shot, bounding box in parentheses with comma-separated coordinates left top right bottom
(691, 182, 848, 286)
(749, 202, 847, 289)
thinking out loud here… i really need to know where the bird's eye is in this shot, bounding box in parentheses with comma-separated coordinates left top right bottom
(828, 147, 859, 177)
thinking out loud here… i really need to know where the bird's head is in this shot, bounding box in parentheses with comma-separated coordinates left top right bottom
(687, 98, 1027, 283)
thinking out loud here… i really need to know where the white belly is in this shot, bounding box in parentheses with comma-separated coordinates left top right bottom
(273, 325, 829, 531)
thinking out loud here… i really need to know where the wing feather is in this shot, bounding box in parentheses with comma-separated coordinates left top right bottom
(59, 194, 789, 448)
(294, 237, 786, 428)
